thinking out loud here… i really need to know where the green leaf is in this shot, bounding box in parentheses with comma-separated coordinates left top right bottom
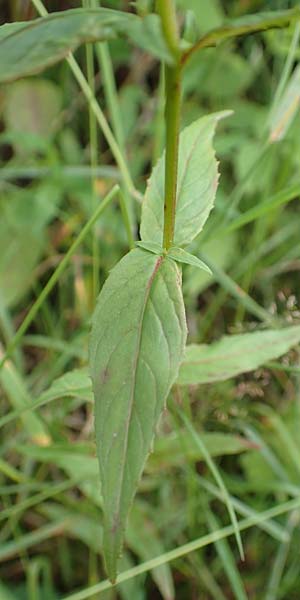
(0, 22, 25, 41)
(17, 442, 101, 506)
(178, 325, 300, 385)
(0, 9, 172, 84)
(140, 111, 231, 246)
(135, 241, 163, 255)
(36, 368, 93, 406)
(0, 367, 92, 431)
(0, 349, 50, 446)
(168, 247, 212, 273)
(89, 248, 187, 581)
(183, 8, 300, 63)
(149, 431, 252, 471)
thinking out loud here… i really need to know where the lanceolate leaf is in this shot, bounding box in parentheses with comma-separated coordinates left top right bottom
(90, 248, 187, 581)
(178, 326, 300, 385)
(168, 247, 212, 273)
(140, 111, 231, 247)
(182, 7, 300, 63)
(0, 9, 172, 84)
(135, 241, 163, 255)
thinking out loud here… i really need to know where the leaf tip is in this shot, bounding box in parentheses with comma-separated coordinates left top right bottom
(215, 109, 234, 122)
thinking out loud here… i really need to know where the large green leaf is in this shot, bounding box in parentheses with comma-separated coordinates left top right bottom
(89, 248, 187, 581)
(183, 8, 300, 63)
(140, 112, 230, 247)
(0, 9, 172, 84)
(178, 326, 300, 385)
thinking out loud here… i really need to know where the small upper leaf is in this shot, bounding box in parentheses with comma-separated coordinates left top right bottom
(135, 241, 163, 255)
(0, 9, 172, 84)
(140, 111, 231, 247)
(168, 247, 212, 273)
(178, 326, 300, 385)
(90, 248, 187, 581)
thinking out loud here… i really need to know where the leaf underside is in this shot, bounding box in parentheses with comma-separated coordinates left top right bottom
(0, 8, 172, 84)
(140, 111, 231, 247)
(89, 248, 187, 581)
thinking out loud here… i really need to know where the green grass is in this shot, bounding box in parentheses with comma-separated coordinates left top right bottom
(1, 0, 300, 598)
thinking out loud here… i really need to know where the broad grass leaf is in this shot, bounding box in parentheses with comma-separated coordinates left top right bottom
(17, 442, 101, 505)
(0, 368, 92, 431)
(89, 248, 187, 581)
(178, 325, 300, 385)
(0, 350, 50, 446)
(36, 368, 93, 406)
(148, 431, 252, 471)
(140, 111, 231, 247)
(0, 9, 172, 84)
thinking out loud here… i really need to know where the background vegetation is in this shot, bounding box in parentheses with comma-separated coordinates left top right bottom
(1, 0, 300, 598)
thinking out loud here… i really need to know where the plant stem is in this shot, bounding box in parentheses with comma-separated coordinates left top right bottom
(156, 0, 180, 60)
(156, 0, 182, 250)
(0, 186, 119, 371)
(162, 64, 181, 249)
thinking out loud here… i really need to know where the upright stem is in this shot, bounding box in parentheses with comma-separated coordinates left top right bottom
(156, 0, 182, 250)
(156, 0, 180, 60)
(163, 64, 181, 250)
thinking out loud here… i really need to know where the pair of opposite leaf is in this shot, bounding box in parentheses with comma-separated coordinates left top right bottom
(89, 111, 230, 581)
